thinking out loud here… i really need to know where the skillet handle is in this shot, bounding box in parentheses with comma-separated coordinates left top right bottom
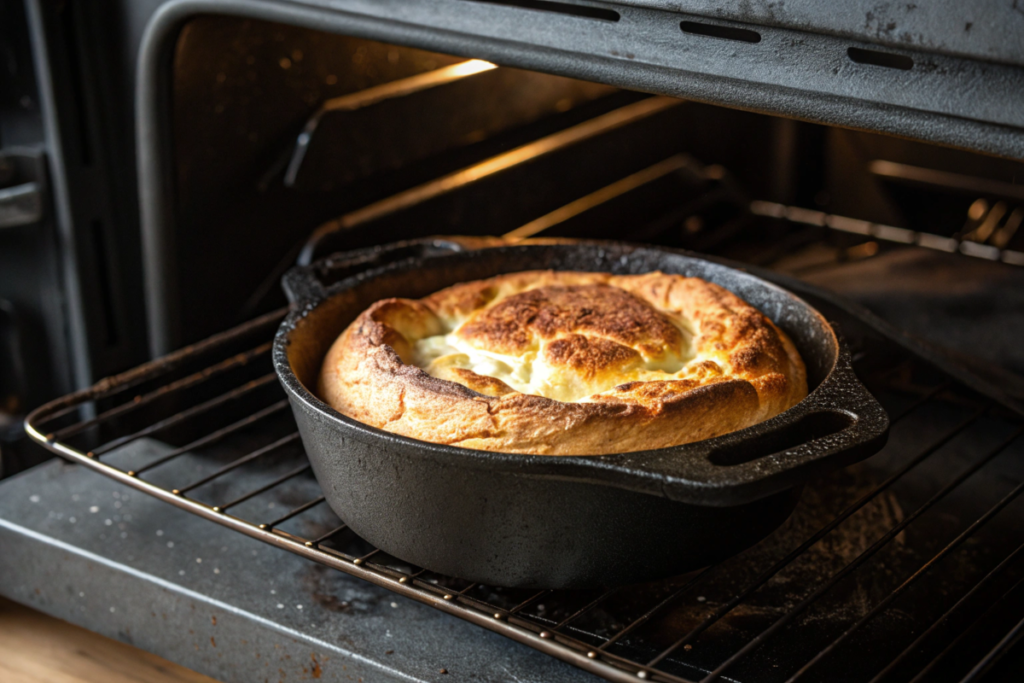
(281, 238, 466, 307)
(685, 333, 890, 506)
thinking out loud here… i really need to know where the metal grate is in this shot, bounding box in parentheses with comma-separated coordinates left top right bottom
(24, 275, 1024, 682)
(749, 201, 1024, 269)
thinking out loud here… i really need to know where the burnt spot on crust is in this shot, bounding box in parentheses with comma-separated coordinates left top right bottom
(457, 284, 683, 357)
(612, 379, 702, 402)
(544, 334, 640, 377)
(590, 377, 759, 422)
(593, 376, 704, 403)
(449, 368, 516, 397)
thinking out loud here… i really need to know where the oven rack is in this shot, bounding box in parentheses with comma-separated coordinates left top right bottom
(24, 299, 1024, 682)
(751, 201, 1024, 269)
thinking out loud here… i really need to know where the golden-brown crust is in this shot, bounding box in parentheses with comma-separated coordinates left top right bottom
(318, 271, 808, 455)
(457, 284, 682, 358)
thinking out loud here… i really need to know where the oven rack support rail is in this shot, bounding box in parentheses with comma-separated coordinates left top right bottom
(751, 201, 1024, 268)
(24, 303, 1024, 683)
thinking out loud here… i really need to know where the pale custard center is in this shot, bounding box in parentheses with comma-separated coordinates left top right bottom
(412, 319, 696, 403)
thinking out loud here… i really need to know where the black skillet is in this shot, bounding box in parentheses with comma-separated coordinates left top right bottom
(273, 241, 889, 589)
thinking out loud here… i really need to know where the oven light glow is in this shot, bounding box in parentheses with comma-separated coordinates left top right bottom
(451, 59, 497, 76)
(283, 59, 499, 186)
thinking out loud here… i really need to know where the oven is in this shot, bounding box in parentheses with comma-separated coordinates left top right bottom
(3, 1, 1024, 681)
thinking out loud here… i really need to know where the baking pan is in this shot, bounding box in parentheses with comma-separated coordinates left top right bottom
(273, 241, 889, 589)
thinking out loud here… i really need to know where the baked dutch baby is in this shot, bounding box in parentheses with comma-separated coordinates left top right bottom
(318, 271, 807, 455)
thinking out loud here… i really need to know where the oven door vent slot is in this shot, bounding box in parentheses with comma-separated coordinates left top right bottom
(464, 0, 620, 22)
(680, 21, 762, 44)
(847, 47, 914, 71)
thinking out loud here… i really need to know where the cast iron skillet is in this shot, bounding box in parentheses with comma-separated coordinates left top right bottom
(273, 241, 889, 589)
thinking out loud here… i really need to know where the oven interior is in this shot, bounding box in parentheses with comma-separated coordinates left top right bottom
(166, 17, 1024, 374)
(15, 10, 1024, 683)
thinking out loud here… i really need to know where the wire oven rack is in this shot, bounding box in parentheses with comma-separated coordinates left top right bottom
(24, 291, 1024, 682)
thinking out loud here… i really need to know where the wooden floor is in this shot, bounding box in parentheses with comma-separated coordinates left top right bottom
(0, 597, 218, 683)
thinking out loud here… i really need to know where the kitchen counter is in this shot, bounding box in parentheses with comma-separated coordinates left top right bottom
(0, 596, 216, 683)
